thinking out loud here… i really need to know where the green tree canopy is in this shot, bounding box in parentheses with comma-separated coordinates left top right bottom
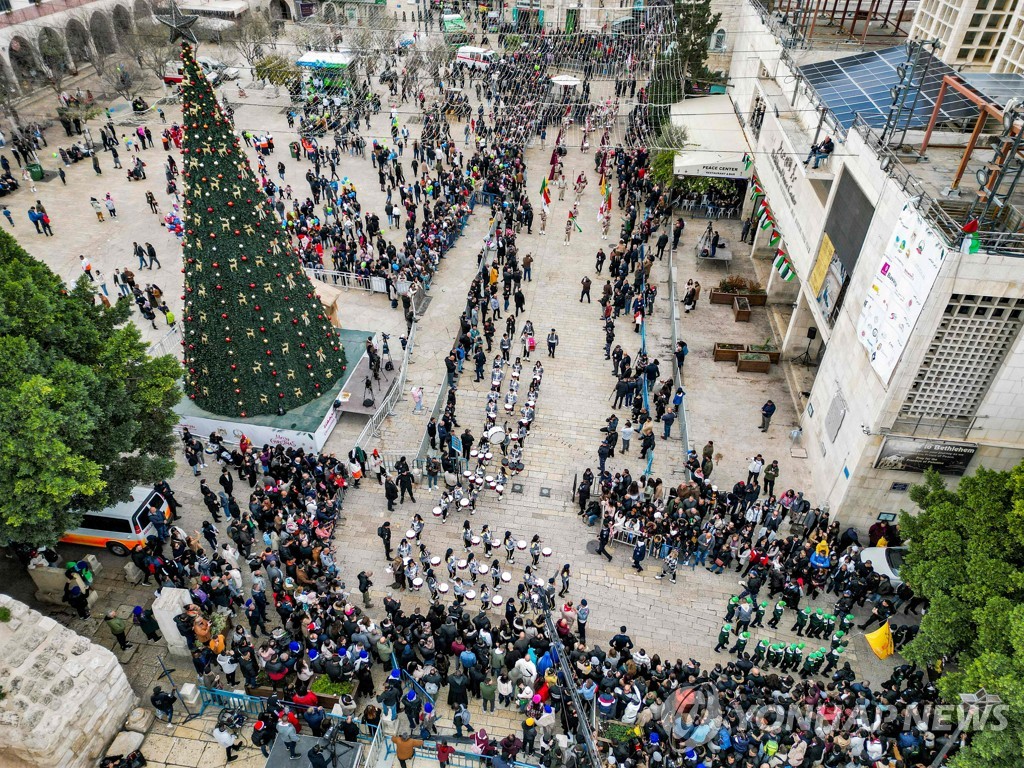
(0, 236, 181, 546)
(900, 466, 1024, 768)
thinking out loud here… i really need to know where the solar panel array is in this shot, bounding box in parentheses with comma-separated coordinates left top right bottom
(961, 72, 1024, 109)
(799, 45, 978, 130)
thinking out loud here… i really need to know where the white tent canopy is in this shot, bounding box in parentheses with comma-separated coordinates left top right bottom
(670, 95, 752, 179)
(296, 51, 357, 70)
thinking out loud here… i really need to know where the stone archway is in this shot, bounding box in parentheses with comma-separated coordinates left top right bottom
(38, 26, 73, 79)
(66, 19, 94, 68)
(111, 4, 134, 42)
(269, 0, 292, 21)
(90, 10, 117, 55)
(8, 36, 41, 88)
(132, 0, 152, 22)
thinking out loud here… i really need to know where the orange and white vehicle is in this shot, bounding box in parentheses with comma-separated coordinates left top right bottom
(455, 46, 495, 71)
(60, 487, 169, 556)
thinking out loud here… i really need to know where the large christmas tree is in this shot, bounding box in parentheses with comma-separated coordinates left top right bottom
(178, 42, 346, 417)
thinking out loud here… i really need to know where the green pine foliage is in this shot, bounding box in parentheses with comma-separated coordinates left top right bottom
(0, 233, 180, 546)
(178, 42, 346, 417)
(900, 467, 1024, 768)
(647, 0, 721, 129)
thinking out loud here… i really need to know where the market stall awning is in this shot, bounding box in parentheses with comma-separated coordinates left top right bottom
(670, 95, 752, 179)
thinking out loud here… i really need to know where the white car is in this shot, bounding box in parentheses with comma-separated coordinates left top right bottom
(198, 56, 241, 81)
(860, 546, 907, 588)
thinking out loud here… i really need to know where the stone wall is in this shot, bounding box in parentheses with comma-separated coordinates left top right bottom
(0, 594, 138, 768)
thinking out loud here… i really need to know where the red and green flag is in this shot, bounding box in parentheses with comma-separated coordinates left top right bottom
(540, 177, 551, 205)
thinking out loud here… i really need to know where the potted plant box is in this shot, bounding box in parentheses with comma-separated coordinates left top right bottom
(709, 276, 768, 306)
(737, 352, 771, 373)
(733, 296, 752, 322)
(747, 342, 781, 364)
(713, 342, 746, 362)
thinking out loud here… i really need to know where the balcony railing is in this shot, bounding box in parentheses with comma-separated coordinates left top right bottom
(852, 115, 1024, 258)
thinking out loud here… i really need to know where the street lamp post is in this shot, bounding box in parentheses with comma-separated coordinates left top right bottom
(928, 689, 1002, 768)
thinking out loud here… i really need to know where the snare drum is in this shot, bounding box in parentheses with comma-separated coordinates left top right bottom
(517, 540, 527, 550)
(406, 529, 416, 539)
(492, 595, 504, 606)
(478, 566, 490, 577)
(485, 475, 494, 484)
(484, 452, 494, 461)
(488, 481, 497, 490)
(470, 449, 479, 458)
(430, 556, 441, 566)
(412, 577, 424, 590)
(433, 507, 443, 517)
(463, 471, 473, 479)
(457, 559, 468, 570)
(541, 547, 552, 557)
(496, 484, 505, 494)
(438, 583, 449, 594)
(470, 535, 481, 546)
(474, 476, 485, 486)
(460, 498, 471, 507)
(465, 590, 476, 601)
(501, 571, 512, 582)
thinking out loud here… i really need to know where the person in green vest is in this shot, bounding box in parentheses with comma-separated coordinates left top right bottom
(729, 631, 750, 655)
(823, 646, 844, 674)
(767, 599, 786, 629)
(724, 595, 740, 622)
(800, 651, 821, 678)
(830, 630, 847, 651)
(839, 613, 856, 633)
(781, 642, 804, 673)
(807, 608, 826, 638)
(765, 643, 784, 668)
(752, 638, 769, 665)
(791, 606, 811, 636)
(714, 623, 732, 653)
(751, 600, 768, 628)
(823, 613, 837, 636)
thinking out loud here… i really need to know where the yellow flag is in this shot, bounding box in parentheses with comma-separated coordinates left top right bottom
(866, 622, 895, 660)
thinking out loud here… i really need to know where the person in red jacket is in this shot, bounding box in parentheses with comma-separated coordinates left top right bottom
(436, 739, 455, 768)
(293, 688, 318, 708)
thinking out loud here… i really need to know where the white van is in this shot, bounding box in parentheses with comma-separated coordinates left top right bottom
(60, 487, 169, 556)
(456, 46, 495, 71)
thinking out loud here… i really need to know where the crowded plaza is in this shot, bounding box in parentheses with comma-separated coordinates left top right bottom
(0, 2, 998, 768)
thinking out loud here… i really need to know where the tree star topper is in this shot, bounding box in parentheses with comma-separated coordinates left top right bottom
(157, 0, 199, 45)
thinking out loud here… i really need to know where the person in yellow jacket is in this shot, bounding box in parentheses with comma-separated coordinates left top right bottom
(391, 733, 424, 768)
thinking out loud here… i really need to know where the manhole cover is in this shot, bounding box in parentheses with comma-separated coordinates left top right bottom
(539, 487, 551, 497)
(511, 483, 524, 494)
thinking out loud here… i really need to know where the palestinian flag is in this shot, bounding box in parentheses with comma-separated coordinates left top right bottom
(769, 229, 781, 248)
(540, 177, 551, 205)
(774, 250, 795, 281)
(961, 217, 981, 254)
(759, 204, 773, 230)
(573, 215, 583, 233)
(743, 153, 753, 171)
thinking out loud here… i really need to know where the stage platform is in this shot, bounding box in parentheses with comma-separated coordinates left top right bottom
(173, 328, 377, 452)
(336, 336, 399, 416)
(264, 732, 363, 768)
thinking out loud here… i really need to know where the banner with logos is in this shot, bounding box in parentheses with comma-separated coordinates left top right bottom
(856, 205, 948, 383)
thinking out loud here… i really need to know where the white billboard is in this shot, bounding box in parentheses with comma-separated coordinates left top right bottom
(856, 204, 948, 383)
